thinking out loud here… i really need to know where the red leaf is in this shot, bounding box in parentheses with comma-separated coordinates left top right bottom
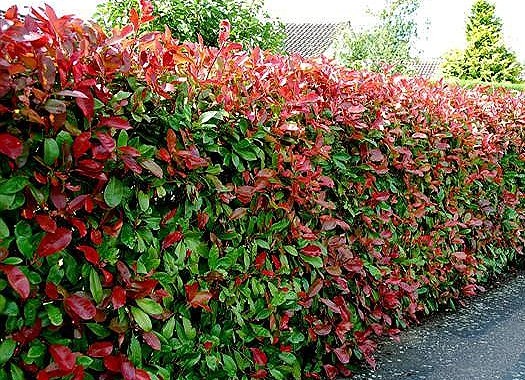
(13, 318, 42, 344)
(4, 266, 30, 299)
(307, 278, 324, 298)
(185, 282, 212, 312)
(96, 132, 116, 153)
(121, 359, 136, 380)
(333, 346, 350, 364)
(98, 116, 132, 130)
(250, 347, 268, 366)
(162, 231, 183, 250)
(111, 286, 127, 309)
(142, 332, 161, 350)
(118, 146, 141, 157)
(236, 186, 255, 204)
(122, 155, 143, 174)
(75, 92, 94, 122)
(369, 149, 385, 162)
(229, 207, 247, 220)
(35, 214, 57, 233)
(218, 19, 231, 44)
(76, 245, 100, 265)
(72, 132, 91, 160)
(87, 341, 113, 357)
(37, 228, 72, 257)
(252, 369, 268, 379)
(323, 364, 338, 380)
(254, 252, 266, 270)
(104, 355, 121, 372)
(301, 245, 321, 257)
(136, 369, 151, 380)
(55, 90, 88, 99)
(50, 345, 75, 372)
(64, 294, 96, 320)
(0, 133, 23, 160)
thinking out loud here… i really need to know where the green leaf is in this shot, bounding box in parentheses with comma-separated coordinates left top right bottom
(131, 306, 152, 332)
(1, 257, 21, 265)
(222, 354, 237, 377)
(0, 177, 28, 195)
(76, 356, 93, 367)
(10, 364, 25, 380)
(0, 339, 16, 365)
(129, 335, 142, 366)
(104, 177, 124, 208)
(86, 323, 111, 338)
(137, 191, 150, 212)
(117, 130, 129, 147)
(136, 298, 163, 315)
(300, 254, 324, 268)
(0, 218, 9, 239)
(89, 268, 103, 304)
(199, 110, 219, 124)
(46, 304, 63, 326)
(43, 138, 59, 165)
(161, 317, 175, 339)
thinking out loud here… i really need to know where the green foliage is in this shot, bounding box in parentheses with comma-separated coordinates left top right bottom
(334, 0, 420, 74)
(442, 0, 523, 83)
(94, 0, 285, 52)
(0, 4, 524, 379)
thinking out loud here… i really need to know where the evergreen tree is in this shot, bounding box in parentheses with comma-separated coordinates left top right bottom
(442, 0, 522, 83)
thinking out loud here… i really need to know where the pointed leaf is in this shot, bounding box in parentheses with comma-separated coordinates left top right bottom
(37, 228, 72, 257)
(4, 266, 30, 299)
(0, 133, 23, 160)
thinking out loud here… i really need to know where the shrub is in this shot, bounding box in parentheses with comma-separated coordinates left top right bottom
(0, 3, 524, 380)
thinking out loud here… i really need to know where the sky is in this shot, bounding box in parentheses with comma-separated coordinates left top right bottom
(1, 0, 524, 60)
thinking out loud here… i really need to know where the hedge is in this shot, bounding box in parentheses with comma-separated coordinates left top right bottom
(0, 3, 524, 380)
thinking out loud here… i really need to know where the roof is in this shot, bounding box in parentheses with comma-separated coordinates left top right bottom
(413, 59, 443, 79)
(284, 22, 348, 58)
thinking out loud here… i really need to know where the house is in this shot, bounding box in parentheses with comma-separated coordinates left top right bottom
(283, 22, 350, 58)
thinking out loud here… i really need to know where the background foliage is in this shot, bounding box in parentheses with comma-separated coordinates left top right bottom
(94, 0, 285, 52)
(442, 0, 523, 83)
(333, 0, 420, 74)
(0, 3, 524, 380)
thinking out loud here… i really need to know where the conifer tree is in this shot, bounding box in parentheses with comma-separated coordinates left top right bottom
(443, 0, 522, 83)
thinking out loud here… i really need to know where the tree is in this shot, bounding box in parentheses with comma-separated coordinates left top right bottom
(442, 0, 522, 83)
(94, 0, 285, 52)
(333, 0, 420, 74)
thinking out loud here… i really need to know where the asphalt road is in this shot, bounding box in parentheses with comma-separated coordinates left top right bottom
(352, 272, 525, 380)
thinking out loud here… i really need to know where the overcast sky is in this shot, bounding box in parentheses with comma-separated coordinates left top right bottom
(2, 0, 524, 60)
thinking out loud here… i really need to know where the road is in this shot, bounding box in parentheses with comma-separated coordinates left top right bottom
(352, 272, 525, 380)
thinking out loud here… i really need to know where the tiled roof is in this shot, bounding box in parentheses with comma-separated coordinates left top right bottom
(284, 22, 348, 58)
(413, 59, 443, 79)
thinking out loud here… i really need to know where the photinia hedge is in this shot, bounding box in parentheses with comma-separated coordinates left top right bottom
(0, 3, 524, 379)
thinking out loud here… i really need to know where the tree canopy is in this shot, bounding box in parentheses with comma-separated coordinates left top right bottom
(94, 0, 285, 52)
(333, 0, 420, 74)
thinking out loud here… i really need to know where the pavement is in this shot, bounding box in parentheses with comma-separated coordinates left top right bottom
(351, 272, 525, 380)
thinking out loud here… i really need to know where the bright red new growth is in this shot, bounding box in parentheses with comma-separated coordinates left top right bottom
(250, 347, 268, 366)
(0, 4, 524, 379)
(37, 228, 73, 257)
(49, 345, 75, 372)
(185, 282, 213, 312)
(0, 133, 23, 160)
(64, 294, 97, 320)
(2, 266, 30, 299)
